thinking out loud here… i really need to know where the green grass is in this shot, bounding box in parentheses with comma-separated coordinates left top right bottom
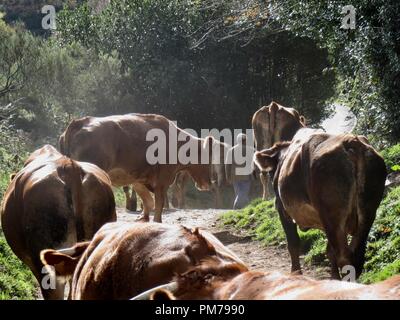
(113, 187, 126, 208)
(220, 198, 327, 266)
(0, 228, 37, 300)
(220, 188, 400, 283)
(0, 140, 37, 300)
(360, 186, 400, 283)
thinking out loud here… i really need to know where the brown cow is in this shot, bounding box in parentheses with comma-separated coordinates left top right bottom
(0, 145, 116, 300)
(254, 129, 387, 279)
(144, 258, 400, 300)
(40, 221, 246, 300)
(170, 170, 226, 209)
(59, 114, 226, 222)
(252, 101, 306, 199)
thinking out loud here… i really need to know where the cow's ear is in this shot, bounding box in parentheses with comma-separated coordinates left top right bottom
(254, 151, 277, 172)
(150, 289, 176, 300)
(9, 173, 16, 182)
(40, 242, 89, 276)
(40, 250, 78, 276)
(299, 116, 306, 126)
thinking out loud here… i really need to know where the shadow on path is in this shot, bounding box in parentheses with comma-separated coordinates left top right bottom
(213, 230, 252, 245)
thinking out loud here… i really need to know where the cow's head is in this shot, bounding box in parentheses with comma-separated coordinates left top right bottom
(254, 142, 291, 173)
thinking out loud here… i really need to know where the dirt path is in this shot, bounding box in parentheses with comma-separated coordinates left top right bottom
(117, 208, 330, 279)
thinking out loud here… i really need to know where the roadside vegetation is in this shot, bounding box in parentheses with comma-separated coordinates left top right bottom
(0, 126, 36, 299)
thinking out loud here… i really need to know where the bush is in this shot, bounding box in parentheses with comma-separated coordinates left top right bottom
(381, 144, 400, 172)
(360, 186, 400, 283)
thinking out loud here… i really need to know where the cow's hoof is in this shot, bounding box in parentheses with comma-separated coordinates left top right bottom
(153, 217, 162, 223)
(291, 269, 302, 276)
(136, 216, 150, 223)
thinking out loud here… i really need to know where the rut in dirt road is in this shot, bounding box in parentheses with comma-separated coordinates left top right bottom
(117, 208, 330, 280)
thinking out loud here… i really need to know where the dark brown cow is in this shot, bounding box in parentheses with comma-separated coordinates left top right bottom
(0, 145, 116, 300)
(254, 129, 387, 279)
(59, 114, 226, 222)
(145, 258, 400, 300)
(40, 222, 246, 300)
(252, 101, 306, 199)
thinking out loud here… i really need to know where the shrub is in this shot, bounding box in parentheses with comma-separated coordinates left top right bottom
(381, 144, 400, 172)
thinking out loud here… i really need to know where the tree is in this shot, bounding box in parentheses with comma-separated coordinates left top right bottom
(273, 0, 400, 143)
(55, 0, 335, 131)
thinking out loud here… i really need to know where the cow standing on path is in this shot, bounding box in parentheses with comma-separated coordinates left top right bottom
(1, 145, 116, 299)
(254, 129, 387, 279)
(59, 113, 226, 223)
(252, 101, 306, 199)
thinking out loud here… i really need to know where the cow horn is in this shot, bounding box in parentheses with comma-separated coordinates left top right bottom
(130, 282, 178, 300)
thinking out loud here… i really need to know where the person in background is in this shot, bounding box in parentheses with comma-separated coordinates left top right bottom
(225, 133, 255, 209)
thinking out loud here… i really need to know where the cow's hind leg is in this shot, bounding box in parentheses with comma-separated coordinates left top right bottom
(327, 242, 340, 279)
(276, 198, 301, 273)
(132, 183, 154, 222)
(153, 186, 167, 223)
(260, 173, 274, 200)
(123, 186, 137, 211)
(322, 219, 352, 279)
(350, 209, 376, 278)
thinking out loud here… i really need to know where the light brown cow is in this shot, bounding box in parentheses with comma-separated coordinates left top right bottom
(40, 221, 246, 300)
(145, 258, 400, 300)
(254, 129, 387, 279)
(0, 145, 116, 300)
(59, 114, 226, 222)
(252, 101, 306, 199)
(170, 170, 226, 209)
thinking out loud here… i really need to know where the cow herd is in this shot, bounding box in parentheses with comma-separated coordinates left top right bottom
(1, 101, 399, 300)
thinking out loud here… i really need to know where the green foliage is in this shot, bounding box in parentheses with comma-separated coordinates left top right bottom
(0, 125, 36, 300)
(55, 0, 335, 130)
(274, 0, 400, 142)
(381, 144, 400, 172)
(360, 186, 400, 283)
(0, 229, 37, 300)
(220, 198, 326, 262)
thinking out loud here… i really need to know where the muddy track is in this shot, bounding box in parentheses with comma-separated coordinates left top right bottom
(117, 208, 330, 279)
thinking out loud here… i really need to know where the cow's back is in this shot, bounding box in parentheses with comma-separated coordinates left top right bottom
(61, 114, 172, 186)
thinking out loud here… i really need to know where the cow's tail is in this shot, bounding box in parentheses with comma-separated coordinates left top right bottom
(61, 117, 89, 157)
(343, 135, 366, 222)
(57, 159, 85, 241)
